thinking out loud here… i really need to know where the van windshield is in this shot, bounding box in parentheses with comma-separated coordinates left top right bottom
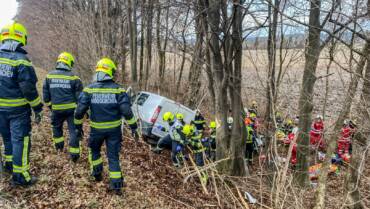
(137, 93, 149, 106)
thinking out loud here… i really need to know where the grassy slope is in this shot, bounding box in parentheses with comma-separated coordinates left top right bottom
(0, 68, 215, 209)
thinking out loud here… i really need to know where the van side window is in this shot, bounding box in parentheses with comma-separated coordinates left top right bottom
(137, 93, 149, 106)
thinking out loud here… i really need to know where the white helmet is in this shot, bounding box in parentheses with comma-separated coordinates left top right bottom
(316, 115, 323, 120)
(227, 117, 234, 124)
(343, 119, 349, 126)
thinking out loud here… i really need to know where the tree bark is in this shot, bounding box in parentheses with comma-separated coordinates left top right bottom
(207, 0, 230, 173)
(156, 0, 169, 94)
(343, 40, 370, 209)
(186, 0, 206, 108)
(313, 42, 369, 209)
(265, 0, 279, 124)
(144, 0, 154, 90)
(175, 7, 190, 98)
(295, 0, 322, 187)
(229, 0, 247, 176)
(139, 0, 146, 88)
(127, 0, 138, 85)
(207, 0, 246, 176)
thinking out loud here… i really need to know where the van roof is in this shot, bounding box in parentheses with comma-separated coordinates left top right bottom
(138, 91, 195, 112)
(139, 91, 164, 101)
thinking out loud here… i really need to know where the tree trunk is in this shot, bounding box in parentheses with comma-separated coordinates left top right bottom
(229, 0, 247, 176)
(156, 0, 169, 94)
(313, 42, 369, 209)
(265, 0, 279, 124)
(127, 0, 138, 85)
(343, 41, 370, 209)
(144, 0, 154, 90)
(207, 0, 230, 174)
(207, 0, 246, 176)
(295, 0, 322, 187)
(175, 7, 190, 98)
(156, 1, 163, 92)
(186, 0, 206, 108)
(139, 0, 146, 88)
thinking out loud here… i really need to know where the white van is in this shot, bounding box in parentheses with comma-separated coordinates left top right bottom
(131, 91, 196, 143)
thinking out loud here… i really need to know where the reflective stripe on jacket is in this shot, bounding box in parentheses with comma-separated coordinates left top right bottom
(74, 80, 137, 130)
(0, 41, 42, 112)
(43, 68, 83, 111)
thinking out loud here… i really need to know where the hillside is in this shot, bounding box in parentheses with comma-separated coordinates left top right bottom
(0, 68, 216, 209)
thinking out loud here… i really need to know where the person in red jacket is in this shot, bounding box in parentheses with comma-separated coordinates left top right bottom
(291, 142, 297, 165)
(310, 115, 325, 150)
(337, 119, 356, 161)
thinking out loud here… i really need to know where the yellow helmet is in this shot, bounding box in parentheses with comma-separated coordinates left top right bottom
(286, 119, 293, 125)
(182, 124, 194, 136)
(96, 58, 117, 78)
(57, 52, 75, 68)
(0, 22, 28, 46)
(250, 113, 257, 119)
(276, 130, 285, 139)
(252, 101, 257, 106)
(176, 113, 184, 120)
(209, 121, 216, 129)
(163, 112, 174, 122)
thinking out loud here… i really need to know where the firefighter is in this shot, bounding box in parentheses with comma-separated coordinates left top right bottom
(245, 119, 255, 164)
(193, 110, 206, 133)
(0, 22, 43, 186)
(282, 119, 294, 135)
(185, 124, 208, 184)
(74, 58, 138, 195)
(249, 100, 258, 116)
(188, 125, 206, 166)
(275, 112, 284, 127)
(176, 113, 185, 125)
(207, 121, 217, 161)
(43, 52, 83, 162)
(152, 112, 180, 154)
(164, 112, 185, 167)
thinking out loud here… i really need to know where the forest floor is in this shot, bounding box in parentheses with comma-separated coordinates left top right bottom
(0, 67, 369, 209)
(0, 68, 217, 209)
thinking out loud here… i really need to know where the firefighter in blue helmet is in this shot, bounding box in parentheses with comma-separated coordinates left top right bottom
(43, 52, 83, 162)
(0, 22, 43, 186)
(74, 58, 138, 195)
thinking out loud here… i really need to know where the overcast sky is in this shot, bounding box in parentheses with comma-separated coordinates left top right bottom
(0, 0, 18, 28)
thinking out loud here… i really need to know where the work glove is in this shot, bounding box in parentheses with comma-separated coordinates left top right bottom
(34, 111, 43, 124)
(158, 125, 166, 132)
(176, 144, 183, 153)
(76, 124, 84, 138)
(201, 138, 208, 143)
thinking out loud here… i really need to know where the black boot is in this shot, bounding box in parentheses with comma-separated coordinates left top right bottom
(55, 142, 64, 152)
(70, 154, 80, 163)
(109, 180, 125, 195)
(93, 174, 103, 182)
(12, 176, 38, 187)
(4, 162, 12, 174)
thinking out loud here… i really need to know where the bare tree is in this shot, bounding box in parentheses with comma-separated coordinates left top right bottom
(295, 0, 323, 186)
(127, 0, 138, 86)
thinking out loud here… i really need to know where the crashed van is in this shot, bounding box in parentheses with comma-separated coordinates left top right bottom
(130, 91, 196, 144)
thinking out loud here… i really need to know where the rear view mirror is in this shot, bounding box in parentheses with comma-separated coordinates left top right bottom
(126, 86, 134, 97)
